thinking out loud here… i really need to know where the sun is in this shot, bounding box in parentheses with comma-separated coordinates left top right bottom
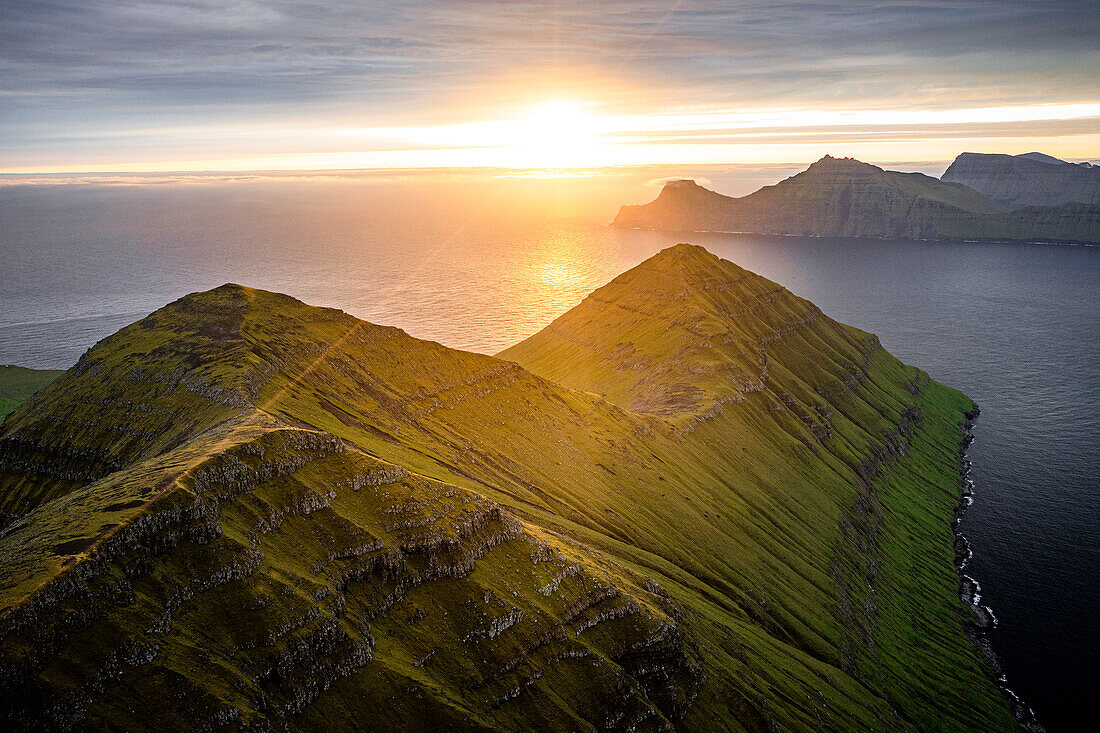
(502, 101, 608, 169)
(336, 100, 619, 172)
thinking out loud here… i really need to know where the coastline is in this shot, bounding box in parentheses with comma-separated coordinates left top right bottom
(955, 407, 1044, 732)
(610, 223, 1099, 247)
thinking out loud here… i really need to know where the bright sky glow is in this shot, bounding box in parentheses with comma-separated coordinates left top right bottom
(2, 2, 1098, 175)
(5, 101, 1099, 175)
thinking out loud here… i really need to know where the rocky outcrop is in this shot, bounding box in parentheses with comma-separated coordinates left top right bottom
(0, 427, 701, 731)
(942, 152, 1100, 209)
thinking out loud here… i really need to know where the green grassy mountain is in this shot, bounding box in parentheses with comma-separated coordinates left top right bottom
(613, 155, 1100, 242)
(0, 366, 64, 420)
(0, 246, 1016, 731)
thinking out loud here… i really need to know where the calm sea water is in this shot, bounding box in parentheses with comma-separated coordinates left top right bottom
(1, 182, 1096, 730)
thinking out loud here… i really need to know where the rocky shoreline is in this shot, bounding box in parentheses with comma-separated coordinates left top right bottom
(955, 406, 1044, 732)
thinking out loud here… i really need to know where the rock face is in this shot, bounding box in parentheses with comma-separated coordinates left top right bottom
(614, 155, 1100, 243)
(0, 250, 1018, 731)
(942, 152, 1100, 209)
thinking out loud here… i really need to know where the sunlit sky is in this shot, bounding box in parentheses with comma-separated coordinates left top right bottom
(2, 1, 1099, 175)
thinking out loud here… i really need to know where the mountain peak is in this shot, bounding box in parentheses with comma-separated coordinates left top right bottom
(500, 246, 830, 415)
(1015, 151, 1068, 165)
(637, 241, 718, 266)
(663, 178, 703, 189)
(614, 243, 749, 298)
(604, 243, 752, 302)
(0, 284, 399, 517)
(654, 178, 717, 201)
(805, 155, 882, 174)
(943, 151, 1100, 208)
(813, 154, 865, 165)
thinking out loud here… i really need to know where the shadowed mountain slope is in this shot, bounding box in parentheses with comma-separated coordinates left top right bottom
(614, 156, 1100, 243)
(0, 247, 1017, 731)
(942, 152, 1100, 209)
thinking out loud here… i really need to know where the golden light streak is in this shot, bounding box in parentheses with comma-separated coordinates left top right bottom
(254, 217, 480, 417)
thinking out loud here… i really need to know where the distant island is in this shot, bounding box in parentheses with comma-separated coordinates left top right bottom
(0, 246, 1019, 730)
(614, 154, 1100, 243)
(942, 152, 1100, 209)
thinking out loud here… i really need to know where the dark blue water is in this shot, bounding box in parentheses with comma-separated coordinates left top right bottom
(1, 183, 1096, 729)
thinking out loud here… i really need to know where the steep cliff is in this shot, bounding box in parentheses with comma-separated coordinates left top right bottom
(942, 152, 1100, 209)
(0, 248, 1017, 731)
(614, 156, 1100, 243)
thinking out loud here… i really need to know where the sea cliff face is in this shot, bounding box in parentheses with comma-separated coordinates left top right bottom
(942, 152, 1100, 209)
(0, 247, 1018, 731)
(614, 156, 1100, 243)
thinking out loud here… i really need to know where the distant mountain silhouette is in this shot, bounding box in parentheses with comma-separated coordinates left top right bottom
(942, 152, 1100, 209)
(614, 155, 1100, 243)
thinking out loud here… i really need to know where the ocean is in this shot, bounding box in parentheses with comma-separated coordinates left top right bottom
(1, 179, 1096, 730)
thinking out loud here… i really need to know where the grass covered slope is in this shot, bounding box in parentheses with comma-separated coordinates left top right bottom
(0, 289, 261, 524)
(0, 248, 1016, 731)
(0, 366, 63, 420)
(614, 155, 1100, 243)
(502, 246, 1016, 730)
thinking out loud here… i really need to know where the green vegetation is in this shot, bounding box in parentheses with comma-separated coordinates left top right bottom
(0, 366, 63, 420)
(614, 155, 1100, 242)
(0, 246, 1016, 730)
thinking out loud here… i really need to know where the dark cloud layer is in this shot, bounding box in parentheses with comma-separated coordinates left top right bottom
(1, 1, 1098, 164)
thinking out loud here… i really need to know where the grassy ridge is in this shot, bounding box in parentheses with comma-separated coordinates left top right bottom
(0, 246, 1016, 730)
(503, 245, 1016, 730)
